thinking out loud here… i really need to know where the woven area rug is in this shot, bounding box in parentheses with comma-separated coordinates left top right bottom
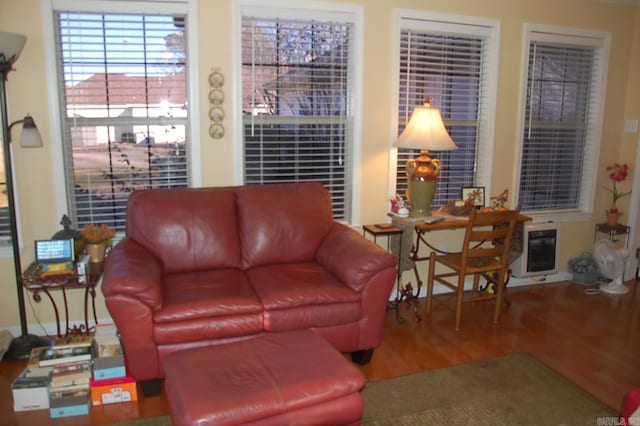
(110, 352, 615, 426)
(361, 352, 616, 425)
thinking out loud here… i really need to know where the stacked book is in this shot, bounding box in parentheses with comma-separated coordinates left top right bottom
(40, 336, 93, 418)
(90, 324, 137, 406)
(12, 326, 136, 415)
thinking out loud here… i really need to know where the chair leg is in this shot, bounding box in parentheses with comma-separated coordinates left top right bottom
(472, 273, 481, 298)
(493, 271, 506, 324)
(455, 274, 465, 331)
(426, 252, 436, 313)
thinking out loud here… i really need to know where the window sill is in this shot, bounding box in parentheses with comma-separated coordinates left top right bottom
(521, 209, 592, 223)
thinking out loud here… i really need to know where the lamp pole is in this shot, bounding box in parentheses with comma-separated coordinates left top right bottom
(0, 33, 49, 359)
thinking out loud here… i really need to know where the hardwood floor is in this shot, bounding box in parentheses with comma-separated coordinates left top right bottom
(0, 280, 638, 425)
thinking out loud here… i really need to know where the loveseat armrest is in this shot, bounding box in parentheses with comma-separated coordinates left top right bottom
(102, 237, 164, 310)
(317, 223, 397, 352)
(102, 238, 165, 381)
(316, 223, 396, 292)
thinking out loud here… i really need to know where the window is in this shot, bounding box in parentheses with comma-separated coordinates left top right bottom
(239, 3, 361, 222)
(393, 12, 499, 207)
(516, 25, 610, 214)
(50, 2, 190, 232)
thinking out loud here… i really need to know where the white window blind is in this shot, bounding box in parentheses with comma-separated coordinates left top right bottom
(54, 10, 189, 231)
(395, 18, 494, 207)
(517, 31, 605, 212)
(241, 14, 354, 221)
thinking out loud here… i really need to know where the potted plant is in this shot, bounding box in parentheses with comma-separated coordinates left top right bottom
(81, 224, 115, 263)
(603, 163, 632, 226)
(568, 253, 599, 285)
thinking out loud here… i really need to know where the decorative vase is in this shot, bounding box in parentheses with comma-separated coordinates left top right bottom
(86, 243, 106, 263)
(606, 210, 621, 227)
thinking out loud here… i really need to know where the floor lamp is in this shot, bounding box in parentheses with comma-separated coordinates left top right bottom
(0, 32, 49, 360)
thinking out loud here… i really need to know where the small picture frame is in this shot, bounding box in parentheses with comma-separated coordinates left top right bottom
(461, 187, 485, 208)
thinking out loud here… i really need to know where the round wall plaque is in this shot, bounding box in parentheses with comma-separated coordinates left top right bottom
(208, 70, 224, 88)
(209, 106, 225, 122)
(209, 123, 225, 139)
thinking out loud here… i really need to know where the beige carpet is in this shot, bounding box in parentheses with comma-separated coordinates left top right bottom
(361, 352, 616, 425)
(110, 352, 615, 425)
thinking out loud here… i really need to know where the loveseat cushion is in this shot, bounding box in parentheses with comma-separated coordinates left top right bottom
(127, 188, 242, 274)
(153, 269, 263, 344)
(156, 268, 262, 322)
(247, 262, 362, 331)
(237, 182, 334, 269)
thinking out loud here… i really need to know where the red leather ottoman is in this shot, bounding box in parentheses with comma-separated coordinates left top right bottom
(164, 330, 366, 426)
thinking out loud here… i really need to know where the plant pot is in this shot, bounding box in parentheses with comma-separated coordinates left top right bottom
(86, 243, 106, 263)
(606, 210, 622, 227)
(572, 271, 599, 285)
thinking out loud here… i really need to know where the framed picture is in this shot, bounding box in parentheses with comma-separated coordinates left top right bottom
(461, 187, 485, 208)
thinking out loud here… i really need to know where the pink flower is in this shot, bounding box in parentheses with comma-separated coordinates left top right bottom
(604, 163, 631, 204)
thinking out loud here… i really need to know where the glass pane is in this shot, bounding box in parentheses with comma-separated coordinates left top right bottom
(243, 121, 347, 218)
(518, 42, 593, 211)
(396, 30, 483, 208)
(242, 15, 353, 220)
(56, 11, 188, 230)
(69, 125, 187, 228)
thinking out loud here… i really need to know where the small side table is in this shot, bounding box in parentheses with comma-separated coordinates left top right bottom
(363, 224, 402, 251)
(594, 223, 630, 247)
(363, 224, 408, 323)
(23, 261, 104, 337)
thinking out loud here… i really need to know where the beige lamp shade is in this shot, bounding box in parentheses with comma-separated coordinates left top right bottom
(0, 32, 27, 69)
(395, 103, 457, 151)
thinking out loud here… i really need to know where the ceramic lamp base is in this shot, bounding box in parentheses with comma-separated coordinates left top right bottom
(408, 180, 437, 218)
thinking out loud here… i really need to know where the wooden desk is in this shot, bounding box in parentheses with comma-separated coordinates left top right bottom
(390, 212, 531, 319)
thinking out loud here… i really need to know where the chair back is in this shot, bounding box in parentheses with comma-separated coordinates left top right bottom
(460, 206, 522, 272)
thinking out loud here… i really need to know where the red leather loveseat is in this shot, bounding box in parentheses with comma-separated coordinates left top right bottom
(102, 182, 396, 393)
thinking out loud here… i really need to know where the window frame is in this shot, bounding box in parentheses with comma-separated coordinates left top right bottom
(41, 0, 201, 232)
(233, 0, 364, 225)
(0, 147, 26, 257)
(389, 9, 501, 206)
(513, 23, 610, 222)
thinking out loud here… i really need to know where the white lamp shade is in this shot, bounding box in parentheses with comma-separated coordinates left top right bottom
(0, 32, 27, 67)
(20, 124, 42, 148)
(395, 104, 457, 151)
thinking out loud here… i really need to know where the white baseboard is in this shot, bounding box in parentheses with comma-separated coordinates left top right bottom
(390, 270, 571, 300)
(2, 317, 115, 339)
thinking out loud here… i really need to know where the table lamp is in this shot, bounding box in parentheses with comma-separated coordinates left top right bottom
(394, 99, 457, 217)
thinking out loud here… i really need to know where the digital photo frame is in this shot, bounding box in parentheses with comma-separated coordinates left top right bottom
(35, 239, 74, 264)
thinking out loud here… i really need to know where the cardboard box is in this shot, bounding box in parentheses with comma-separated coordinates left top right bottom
(49, 401, 90, 419)
(92, 335, 126, 380)
(90, 376, 137, 406)
(12, 384, 49, 411)
(49, 389, 90, 418)
(93, 354, 126, 380)
(12, 367, 52, 411)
